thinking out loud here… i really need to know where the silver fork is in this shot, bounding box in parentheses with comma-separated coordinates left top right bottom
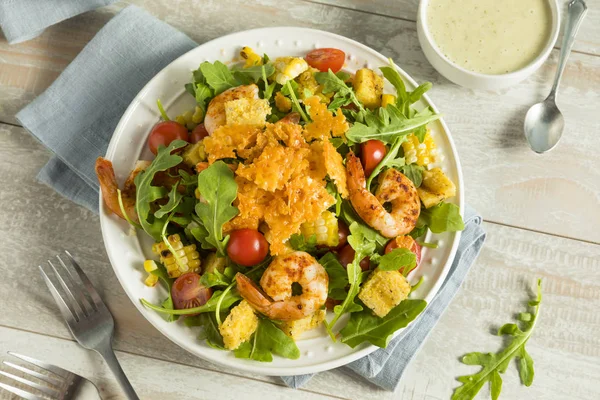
(38, 251, 140, 400)
(0, 352, 100, 400)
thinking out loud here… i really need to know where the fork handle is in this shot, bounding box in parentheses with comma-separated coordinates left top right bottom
(95, 342, 140, 400)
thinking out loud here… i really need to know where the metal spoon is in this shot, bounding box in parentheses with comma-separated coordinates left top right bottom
(524, 0, 588, 153)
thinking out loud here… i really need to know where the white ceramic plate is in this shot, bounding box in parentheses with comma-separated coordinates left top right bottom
(100, 27, 464, 376)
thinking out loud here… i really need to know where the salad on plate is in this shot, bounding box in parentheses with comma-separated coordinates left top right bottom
(95, 46, 464, 362)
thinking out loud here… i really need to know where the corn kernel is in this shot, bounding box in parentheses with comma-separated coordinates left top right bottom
(144, 260, 158, 272)
(300, 211, 339, 247)
(192, 106, 204, 123)
(401, 130, 437, 168)
(145, 274, 159, 287)
(240, 46, 263, 67)
(381, 94, 396, 108)
(151, 234, 201, 278)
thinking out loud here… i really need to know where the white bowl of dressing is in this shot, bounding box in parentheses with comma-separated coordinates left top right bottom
(417, 0, 560, 90)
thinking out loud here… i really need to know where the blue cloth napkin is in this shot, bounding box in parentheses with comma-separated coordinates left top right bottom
(0, 0, 118, 44)
(282, 204, 486, 390)
(16, 5, 487, 392)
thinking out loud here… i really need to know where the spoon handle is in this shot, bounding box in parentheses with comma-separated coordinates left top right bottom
(550, 0, 588, 99)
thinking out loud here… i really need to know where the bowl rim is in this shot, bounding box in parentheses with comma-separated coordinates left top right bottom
(417, 0, 561, 80)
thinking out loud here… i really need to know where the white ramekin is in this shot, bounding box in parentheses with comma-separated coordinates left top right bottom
(417, 0, 560, 90)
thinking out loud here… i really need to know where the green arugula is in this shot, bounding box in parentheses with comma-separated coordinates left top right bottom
(339, 200, 388, 249)
(380, 61, 432, 119)
(195, 161, 239, 256)
(189, 313, 225, 349)
(452, 280, 542, 400)
(140, 288, 241, 316)
(419, 202, 465, 233)
(199, 61, 239, 95)
(154, 182, 183, 219)
(284, 81, 309, 122)
(233, 64, 276, 100)
(156, 99, 170, 121)
(326, 222, 376, 339)
(319, 252, 348, 301)
(147, 261, 177, 322)
(234, 318, 300, 362)
(366, 136, 406, 190)
(288, 233, 318, 253)
(340, 299, 427, 348)
(371, 248, 417, 276)
(134, 140, 187, 241)
(315, 70, 364, 112)
(200, 267, 232, 288)
(400, 164, 425, 188)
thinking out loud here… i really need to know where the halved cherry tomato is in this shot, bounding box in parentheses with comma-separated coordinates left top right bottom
(227, 229, 269, 267)
(385, 235, 422, 274)
(337, 244, 370, 271)
(148, 121, 189, 155)
(305, 48, 346, 73)
(171, 273, 212, 316)
(190, 123, 209, 144)
(336, 220, 350, 249)
(361, 140, 387, 177)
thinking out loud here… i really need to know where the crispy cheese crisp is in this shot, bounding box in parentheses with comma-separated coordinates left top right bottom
(203, 124, 261, 164)
(224, 176, 272, 232)
(322, 139, 349, 198)
(303, 96, 349, 142)
(305, 141, 327, 181)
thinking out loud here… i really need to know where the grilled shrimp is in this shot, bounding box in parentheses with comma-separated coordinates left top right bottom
(346, 151, 420, 237)
(235, 251, 328, 321)
(204, 84, 259, 135)
(95, 157, 149, 223)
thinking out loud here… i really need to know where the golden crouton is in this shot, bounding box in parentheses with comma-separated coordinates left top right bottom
(417, 167, 457, 209)
(280, 310, 326, 339)
(274, 91, 292, 112)
(219, 300, 259, 350)
(182, 141, 206, 168)
(358, 269, 410, 318)
(202, 252, 226, 275)
(353, 68, 384, 109)
(224, 98, 271, 127)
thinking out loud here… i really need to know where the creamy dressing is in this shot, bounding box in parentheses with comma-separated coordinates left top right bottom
(426, 0, 552, 75)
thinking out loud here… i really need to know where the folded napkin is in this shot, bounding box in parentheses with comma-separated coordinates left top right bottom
(16, 5, 487, 392)
(0, 0, 118, 44)
(282, 204, 486, 390)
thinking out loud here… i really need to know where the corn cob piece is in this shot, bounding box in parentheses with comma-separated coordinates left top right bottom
(401, 130, 439, 169)
(300, 211, 339, 247)
(152, 234, 201, 278)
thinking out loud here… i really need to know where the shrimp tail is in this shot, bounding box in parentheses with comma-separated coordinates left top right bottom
(95, 157, 126, 220)
(235, 273, 273, 312)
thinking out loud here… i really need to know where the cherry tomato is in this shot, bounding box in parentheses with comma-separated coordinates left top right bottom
(171, 273, 212, 316)
(148, 121, 189, 155)
(305, 48, 346, 73)
(190, 123, 209, 144)
(227, 229, 269, 267)
(336, 220, 350, 249)
(385, 235, 422, 274)
(337, 244, 370, 271)
(361, 140, 387, 177)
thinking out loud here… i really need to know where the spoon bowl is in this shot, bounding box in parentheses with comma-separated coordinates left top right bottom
(524, 98, 565, 153)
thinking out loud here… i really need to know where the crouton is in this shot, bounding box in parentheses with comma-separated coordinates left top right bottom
(353, 68, 384, 109)
(224, 97, 271, 127)
(358, 269, 410, 318)
(219, 300, 259, 350)
(417, 167, 456, 209)
(182, 141, 206, 168)
(202, 252, 226, 275)
(280, 310, 326, 339)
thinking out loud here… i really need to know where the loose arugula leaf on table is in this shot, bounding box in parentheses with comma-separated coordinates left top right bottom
(315, 70, 364, 112)
(134, 140, 187, 241)
(319, 252, 349, 301)
(289, 233, 318, 252)
(419, 202, 464, 233)
(452, 280, 543, 400)
(140, 288, 241, 316)
(340, 299, 427, 348)
(199, 61, 239, 95)
(195, 161, 239, 256)
(400, 164, 425, 188)
(370, 247, 417, 276)
(234, 318, 300, 362)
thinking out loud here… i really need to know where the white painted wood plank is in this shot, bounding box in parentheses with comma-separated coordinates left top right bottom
(0, 326, 336, 400)
(0, 124, 599, 400)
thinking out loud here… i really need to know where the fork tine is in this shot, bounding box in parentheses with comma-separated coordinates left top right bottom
(0, 381, 46, 400)
(47, 260, 86, 319)
(38, 265, 78, 324)
(64, 250, 103, 309)
(8, 353, 66, 378)
(55, 255, 93, 316)
(0, 369, 60, 397)
(3, 361, 62, 387)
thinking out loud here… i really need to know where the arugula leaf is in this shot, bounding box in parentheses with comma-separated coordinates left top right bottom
(366, 136, 405, 190)
(195, 161, 239, 256)
(147, 261, 177, 322)
(154, 182, 183, 219)
(380, 61, 432, 118)
(345, 104, 440, 144)
(315, 70, 364, 112)
(234, 318, 300, 362)
(340, 299, 426, 348)
(288, 233, 318, 252)
(156, 99, 170, 121)
(420, 202, 464, 233)
(371, 248, 416, 276)
(134, 140, 187, 241)
(200, 268, 232, 288)
(192, 313, 225, 349)
(199, 61, 239, 95)
(452, 280, 542, 400)
(339, 200, 388, 249)
(400, 164, 424, 188)
(233, 64, 275, 83)
(194, 82, 213, 112)
(140, 288, 241, 316)
(284, 81, 309, 122)
(319, 252, 348, 301)
(409, 224, 428, 239)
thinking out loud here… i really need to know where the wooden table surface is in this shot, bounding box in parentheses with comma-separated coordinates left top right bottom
(1, 1, 599, 399)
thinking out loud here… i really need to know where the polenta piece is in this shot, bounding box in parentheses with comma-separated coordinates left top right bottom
(353, 68, 384, 109)
(358, 269, 411, 318)
(417, 167, 456, 208)
(224, 98, 271, 127)
(219, 300, 259, 350)
(280, 310, 326, 339)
